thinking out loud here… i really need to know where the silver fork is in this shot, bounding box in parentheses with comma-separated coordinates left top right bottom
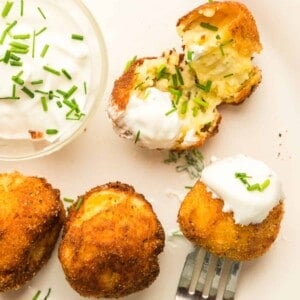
(175, 247, 241, 300)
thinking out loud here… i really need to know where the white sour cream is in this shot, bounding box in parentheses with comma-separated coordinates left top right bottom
(186, 44, 206, 61)
(201, 154, 284, 225)
(0, 0, 91, 142)
(122, 87, 182, 149)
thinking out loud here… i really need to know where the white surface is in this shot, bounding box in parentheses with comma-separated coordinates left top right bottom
(0, 0, 299, 299)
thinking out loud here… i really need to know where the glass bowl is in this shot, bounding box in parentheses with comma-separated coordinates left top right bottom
(0, 0, 107, 161)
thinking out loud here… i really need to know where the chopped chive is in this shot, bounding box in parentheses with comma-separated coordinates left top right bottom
(43, 288, 51, 300)
(48, 90, 54, 100)
(193, 97, 209, 110)
(192, 106, 199, 117)
(9, 53, 21, 61)
(187, 50, 193, 61)
(63, 197, 74, 203)
(247, 183, 261, 191)
(20, 0, 23, 16)
(71, 34, 84, 41)
(124, 55, 137, 72)
(200, 22, 218, 31)
(40, 44, 49, 57)
(2, 1, 14, 18)
(216, 34, 221, 40)
(43, 65, 61, 76)
(260, 179, 270, 191)
(32, 30, 36, 57)
(0, 20, 17, 44)
(10, 60, 23, 66)
(56, 89, 67, 97)
(165, 107, 177, 116)
(3, 50, 10, 63)
(0, 96, 20, 100)
(65, 85, 78, 98)
(31, 79, 43, 85)
(180, 100, 188, 115)
(37, 7, 46, 19)
(83, 81, 87, 95)
(134, 130, 141, 143)
(32, 290, 41, 300)
(21, 86, 35, 98)
(46, 129, 58, 135)
(134, 82, 144, 90)
(12, 84, 16, 97)
(62, 99, 74, 109)
(156, 64, 167, 80)
(175, 67, 184, 85)
(172, 74, 178, 88)
(196, 80, 212, 93)
(224, 73, 234, 78)
(35, 89, 48, 95)
(9, 41, 29, 50)
(10, 47, 29, 54)
(56, 101, 62, 108)
(12, 76, 24, 85)
(185, 186, 193, 189)
(219, 39, 233, 56)
(35, 27, 47, 36)
(13, 33, 30, 39)
(168, 87, 182, 104)
(75, 196, 83, 210)
(62, 69, 72, 80)
(40, 96, 48, 111)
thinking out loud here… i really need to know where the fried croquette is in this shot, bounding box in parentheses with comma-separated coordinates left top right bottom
(58, 182, 165, 298)
(178, 181, 284, 261)
(0, 172, 65, 292)
(108, 1, 262, 150)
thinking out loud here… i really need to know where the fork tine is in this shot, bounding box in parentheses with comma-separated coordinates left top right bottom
(215, 259, 233, 300)
(202, 254, 218, 298)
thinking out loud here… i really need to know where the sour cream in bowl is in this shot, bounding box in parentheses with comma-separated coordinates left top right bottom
(0, 0, 107, 160)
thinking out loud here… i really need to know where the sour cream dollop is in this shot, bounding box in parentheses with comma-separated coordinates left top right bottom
(0, 0, 91, 142)
(121, 87, 182, 149)
(201, 154, 284, 225)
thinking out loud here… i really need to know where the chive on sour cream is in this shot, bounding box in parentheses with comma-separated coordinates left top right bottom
(0, 0, 91, 142)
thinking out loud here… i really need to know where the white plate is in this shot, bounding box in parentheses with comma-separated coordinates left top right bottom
(1, 0, 299, 299)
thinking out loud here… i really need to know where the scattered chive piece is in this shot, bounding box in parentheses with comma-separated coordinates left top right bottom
(21, 86, 35, 98)
(124, 55, 137, 72)
(10, 41, 29, 50)
(165, 107, 177, 116)
(63, 197, 74, 203)
(219, 39, 233, 56)
(156, 64, 167, 80)
(32, 30, 36, 57)
(172, 74, 178, 88)
(134, 82, 144, 90)
(10, 47, 29, 54)
(71, 34, 84, 41)
(260, 179, 271, 191)
(40, 44, 49, 58)
(235, 172, 271, 192)
(216, 34, 221, 40)
(62, 69, 72, 80)
(13, 33, 30, 39)
(12, 84, 16, 97)
(83, 81, 87, 95)
(37, 7, 46, 19)
(185, 186, 193, 189)
(12, 76, 24, 85)
(224, 73, 234, 78)
(3, 50, 10, 63)
(35, 27, 47, 36)
(180, 100, 188, 115)
(20, 0, 24, 16)
(200, 22, 218, 31)
(171, 230, 184, 237)
(192, 106, 199, 117)
(43, 65, 61, 76)
(46, 129, 58, 135)
(193, 97, 208, 110)
(31, 79, 43, 85)
(56, 101, 62, 108)
(10, 53, 21, 61)
(10, 60, 23, 66)
(175, 67, 184, 85)
(0, 96, 20, 100)
(41, 96, 48, 111)
(35, 89, 48, 95)
(187, 50, 193, 61)
(247, 183, 260, 191)
(134, 130, 141, 143)
(48, 90, 54, 100)
(65, 85, 78, 98)
(0, 20, 17, 45)
(32, 290, 41, 300)
(75, 197, 83, 210)
(196, 80, 212, 93)
(43, 288, 51, 300)
(2, 1, 14, 18)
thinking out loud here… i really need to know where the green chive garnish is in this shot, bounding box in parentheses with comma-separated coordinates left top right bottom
(21, 86, 35, 98)
(37, 7, 46, 19)
(192, 106, 199, 117)
(9, 53, 21, 61)
(10, 60, 23, 67)
(200, 22, 218, 31)
(260, 179, 271, 191)
(65, 85, 78, 98)
(124, 55, 137, 72)
(134, 130, 141, 143)
(180, 100, 188, 115)
(10, 47, 29, 54)
(156, 64, 167, 80)
(56, 100, 62, 108)
(12, 76, 24, 85)
(216, 34, 221, 40)
(63, 197, 74, 203)
(13, 34, 30, 39)
(196, 80, 212, 93)
(219, 39, 233, 56)
(31, 80, 43, 85)
(187, 50, 193, 61)
(193, 97, 208, 111)
(12, 84, 16, 97)
(32, 290, 41, 300)
(83, 81, 87, 95)
(10, 41, 29, 50)
(75, 196, 83, 210)
(3, 50, 10, 63)
(48, 90, 54, 100)
(235, 172, 271, 192)
(20, 0, 24, 16)
(43, 65, 61, 76)
(32, 30, 36, 57)
(0, 20, 17, 45)
(35, 89, 48, 95)
(46, 129, 58, 135)
(224, 73, 234, 78)
(56, 89, 67, 97)
(41, 96, 48, 111)
(43, 288, 51, 300)
(172, 74, 178, 88)
(71, 34, 84, 41)
(165, 107, 177, 116)
(35, 27, 47, 36)
(175, 67, 184, 85)
(2, 1, 14, 18)
(40, 44, 49, 58)
(62, 69, 72, 80)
